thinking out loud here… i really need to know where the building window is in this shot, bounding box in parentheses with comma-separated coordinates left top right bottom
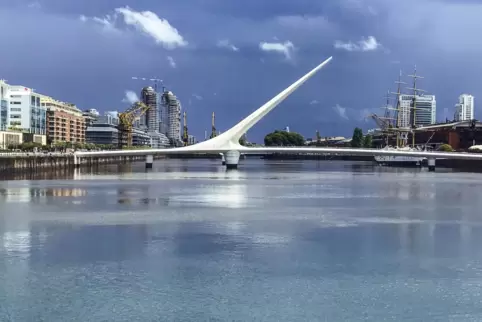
(10, 108, 21, 112)
(10, 102, 21, 105)
(10, 114, 21, 119)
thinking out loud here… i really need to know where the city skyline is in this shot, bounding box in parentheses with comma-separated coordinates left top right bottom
(1, 1, 482, 141)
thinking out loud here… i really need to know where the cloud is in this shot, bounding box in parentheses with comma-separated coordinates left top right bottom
(310, 100, 319, 105)
(27, 2, 41, 9)
(334, 36, 382, 52)
(359, 108, 378, 122)
(192, 94, 203, 100)
(276, 15, 332, 30)
(79, 14, 119, 33)
(114, 6, 187, 49)
(167, 56, 176, 68)
(340, 0, 378, 16)
(332, 104, 349, 120)
(122, 90, 139, 104)
(217, 39, 239, 52)
(259, 41, 295, 60)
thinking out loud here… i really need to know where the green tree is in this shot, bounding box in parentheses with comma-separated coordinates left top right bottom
(363, 135, 373, 148)
(264, 130, 305, 146)
(239, 133, 247, 146)
(351, 127, 363, 148)
(438, 144, 453, 152)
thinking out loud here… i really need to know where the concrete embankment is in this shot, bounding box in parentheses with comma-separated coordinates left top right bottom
(0, 153, 165, 174)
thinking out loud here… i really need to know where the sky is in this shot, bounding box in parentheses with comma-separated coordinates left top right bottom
(1, 0, 482, 142)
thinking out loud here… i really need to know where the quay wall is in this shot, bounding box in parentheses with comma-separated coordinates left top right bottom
(0, 153, 165, 173)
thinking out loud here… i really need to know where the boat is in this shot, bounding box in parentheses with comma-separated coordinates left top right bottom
(372, 67, 427, 167)
(374, 146, 424, 167)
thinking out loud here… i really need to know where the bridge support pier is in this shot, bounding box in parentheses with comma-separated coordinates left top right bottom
(221, 153, 226, 166)
(224, 150, 240, 170)
(74, 155, 80, 168)
(145, 155, 153, 169)
(428, 158, 436, 172)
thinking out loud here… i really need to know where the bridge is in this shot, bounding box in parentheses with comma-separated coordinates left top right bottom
(75, 56, 482, 170)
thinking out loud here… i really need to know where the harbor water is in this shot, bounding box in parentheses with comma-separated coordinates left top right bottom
(1, 159, 482, 321)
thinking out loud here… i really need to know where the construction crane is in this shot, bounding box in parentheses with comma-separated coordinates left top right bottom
(131, 77, 164, 126)
(183, 111, 189, 146)
(118, 101, 150, 149)
(210, 112, 217, 139)
(131, 77, 164, 92)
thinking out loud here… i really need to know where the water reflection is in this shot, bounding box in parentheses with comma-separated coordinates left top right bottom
(1, 160, 482, 320)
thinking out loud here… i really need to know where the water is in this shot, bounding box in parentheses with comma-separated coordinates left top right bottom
(1, 159, 482, 321)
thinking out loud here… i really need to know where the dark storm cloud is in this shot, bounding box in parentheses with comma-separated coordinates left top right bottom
(1, 0, 481, 141)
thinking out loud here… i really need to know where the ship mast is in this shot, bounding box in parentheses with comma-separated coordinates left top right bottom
(407, 66, 425, 147)
(391, 70, 407, 147)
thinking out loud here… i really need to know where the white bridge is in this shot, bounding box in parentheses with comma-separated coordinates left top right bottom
(75, 56, 482, 169)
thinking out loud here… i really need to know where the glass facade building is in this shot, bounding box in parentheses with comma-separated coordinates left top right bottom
(399, 94, 436, 127)
(1, 81, 8, 131)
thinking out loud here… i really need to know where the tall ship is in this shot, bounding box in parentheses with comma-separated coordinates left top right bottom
(372, 68, 427, 167)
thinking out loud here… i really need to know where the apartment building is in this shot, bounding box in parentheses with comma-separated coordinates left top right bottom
(41, 96, 85, 144)
(455, 94, 474, 122)
(5, 84, 46, 134)
(0, 80, 8, 131)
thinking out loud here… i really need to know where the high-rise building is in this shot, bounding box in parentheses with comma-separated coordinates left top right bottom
(4, 83, 46, 135)
(41, 96, 85, 144)
(0, 80, 8, 131)
(397, 96, 411, 128)
(188, 134, 196, 145)
(399, 94, 436, 127)
(454, 94, 474, 122)
(161, 90, 182, 141)
(141, 87, 158, 132)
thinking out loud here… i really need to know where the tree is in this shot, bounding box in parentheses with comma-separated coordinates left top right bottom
(239, 133, 247, 146)
(264, 130, 304, 146)
(351, 127, 363, 148)
(363, 135, 373, 148)
(438, 144, 453, 152)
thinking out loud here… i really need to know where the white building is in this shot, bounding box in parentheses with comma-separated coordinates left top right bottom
(0, 80, 8, 131)
(397, 96, 412, 128)
(188, 134, 196, 145)
(161, 90, 182, 141)
(455, 94, 474, 121)
(2, 82, 47, 135)
(399, 94, 436, 127)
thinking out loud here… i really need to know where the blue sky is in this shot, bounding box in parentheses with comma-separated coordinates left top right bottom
(1, 0, 481, 142)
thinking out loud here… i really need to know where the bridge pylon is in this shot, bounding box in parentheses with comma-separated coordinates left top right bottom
(181, 56, 334, 168)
